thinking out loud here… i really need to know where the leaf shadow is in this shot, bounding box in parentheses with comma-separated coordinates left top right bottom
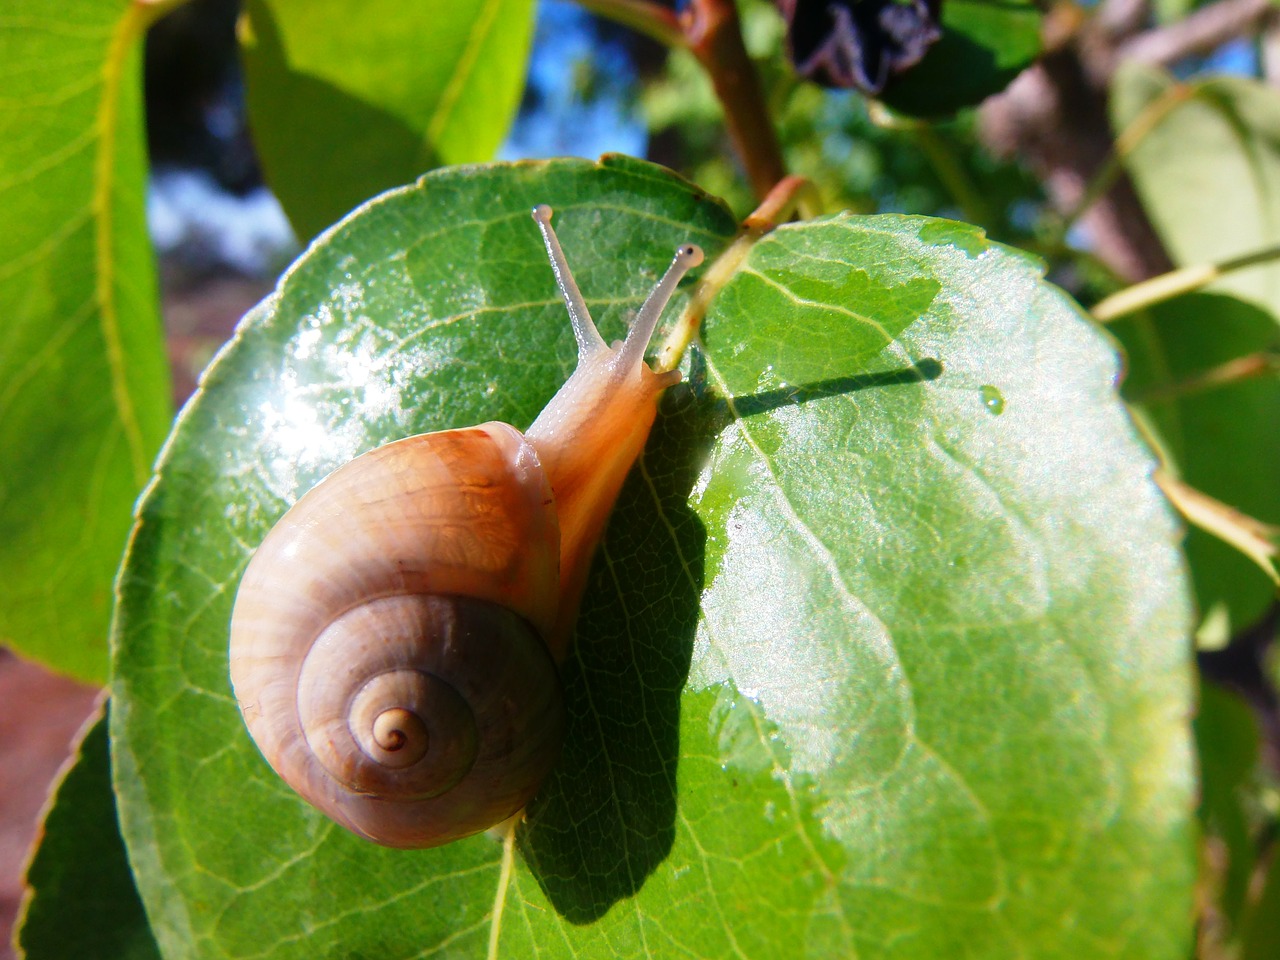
(242, 0, 439, 239)
(518, 354, 942, 924)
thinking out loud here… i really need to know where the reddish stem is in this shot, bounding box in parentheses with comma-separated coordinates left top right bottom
(573, 0, 685, 48)
(681, 0, 787, 200)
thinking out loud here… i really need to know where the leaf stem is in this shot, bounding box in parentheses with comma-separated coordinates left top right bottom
(911, 125, 997, 229)
(1092, 241, 1280, 321)
(97, 1, 169, 488)
(684, 0, 787, 200)
(1128, 351, 1280, 404)
(485, 818, 518, 960)
(1154, 470, 1279, 585)
(573, 0, 686, 48)
(743, 174, 823, 228)
(579, 0, 787, 201)
(656, 176, 817, 371)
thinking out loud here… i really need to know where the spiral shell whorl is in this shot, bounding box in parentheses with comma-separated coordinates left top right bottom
(297, 595, 483, 800)
(293, 593, 565, 845)
(229, 424, 566, 847)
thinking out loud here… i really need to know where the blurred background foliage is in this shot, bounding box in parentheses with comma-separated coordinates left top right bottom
(141, 1, 1280, 953)
(132, 2, 1280, 952)
(3, 0, 1279, 955)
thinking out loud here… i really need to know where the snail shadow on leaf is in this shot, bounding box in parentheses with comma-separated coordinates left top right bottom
(517, 355, 942, 924)
(517, 381, 716, 924)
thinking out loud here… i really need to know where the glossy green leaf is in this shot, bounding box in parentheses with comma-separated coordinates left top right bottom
(241, 0, 535, 239)
(0, 0, 171, 682)
(1112, 292, 1280, 633)
(112, 158, 1194, 958)
(1112, 63, 1280, 321)
(880, 0, 1041, 117)
(16, 706, 160, 960)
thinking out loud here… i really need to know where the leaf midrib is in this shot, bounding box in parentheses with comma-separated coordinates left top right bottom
(92, 0, 158, 488)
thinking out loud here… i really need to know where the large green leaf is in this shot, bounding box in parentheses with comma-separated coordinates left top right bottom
(1111, 293, 1280, 633)
(241, 0, 535, 239)
(112, 157, 1194, 958)
(15, 707, 160, 960)
(1112, 63, 1280, 321)
(0, 0, 171, 682)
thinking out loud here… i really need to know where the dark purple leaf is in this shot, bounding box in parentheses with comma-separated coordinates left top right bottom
(778, 0, 943, 93)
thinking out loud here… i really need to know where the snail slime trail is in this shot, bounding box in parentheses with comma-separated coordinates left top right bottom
(228, 206, 703, 849)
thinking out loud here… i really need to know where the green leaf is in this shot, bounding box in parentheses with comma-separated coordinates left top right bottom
(1112, 63, 1280, 321)
(16, 707, 161, 960)
(1193, 679, 1261, 929)
(880, 0, 1042, 117)
(1242, 841, 1280, 960)
(241, 0, 535, 239)
(1111, 293, 1280, 633)
(112, 158, 1194, 958)
(0, 0, 171, 682)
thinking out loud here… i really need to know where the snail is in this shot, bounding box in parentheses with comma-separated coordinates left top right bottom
(229, 205, 704, 848)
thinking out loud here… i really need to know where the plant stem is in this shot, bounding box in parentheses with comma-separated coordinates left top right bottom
(573, 0, 686, 48)
(657, 176, 817, 371)
(743, 174, 822, 227)
(485, 818, 518, 960)
(579, 0, 787, 201)
(683, 0, 787, 200)
(1092, 242, 1280, 322)
(1030, 235, 1130, 290)
(867, 103, 995, 228)
(1154, 470, 1279, 585)
(1128, 352, 1280, 404)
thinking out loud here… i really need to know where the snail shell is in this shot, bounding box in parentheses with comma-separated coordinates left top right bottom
(229, 205, 703, 848)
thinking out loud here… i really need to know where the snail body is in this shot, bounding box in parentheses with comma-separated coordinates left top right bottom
(229, 206, 703, 848)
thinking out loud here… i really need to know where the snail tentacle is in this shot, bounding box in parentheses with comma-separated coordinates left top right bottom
(229, 203, 702, 848)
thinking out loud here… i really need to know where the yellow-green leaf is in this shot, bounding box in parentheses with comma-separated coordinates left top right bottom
(241, 0, 535, 239)
(0, 0, 171, 682)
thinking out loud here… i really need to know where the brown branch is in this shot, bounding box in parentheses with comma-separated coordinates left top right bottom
(579, 0, 786, 202)
(682, 0, 787, 200)
(1120, 0, 1277, 66)
(1092, 0, 1151, 41)
(981, 0, 1280, 282)
(1057, 80, 1194, 237)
